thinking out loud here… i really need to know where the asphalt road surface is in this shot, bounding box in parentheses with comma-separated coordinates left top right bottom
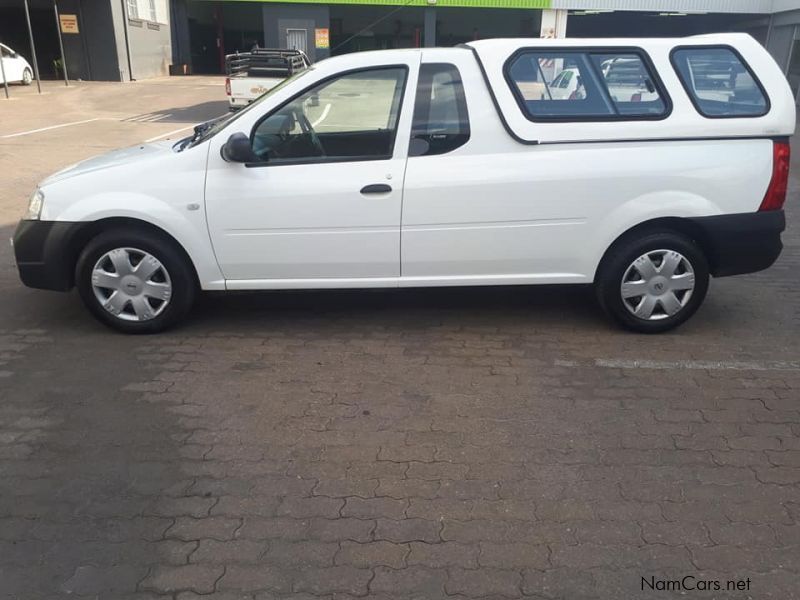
(0, 78, 799, 599)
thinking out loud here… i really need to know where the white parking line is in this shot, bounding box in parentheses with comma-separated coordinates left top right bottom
(311, 103, 332, 127)
(125, 113, 173, 123)
(144, 125, 195, 143)
(0, 118, 108, 139)
(554, 358, 800, 371)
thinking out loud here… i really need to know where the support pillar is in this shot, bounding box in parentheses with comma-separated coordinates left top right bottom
(1, 48, 9, 98)
(540, 8, 567, 38)
(424, 7, 436, 48)
(54, 0, 69, 86)
(23, 0, 42, 93)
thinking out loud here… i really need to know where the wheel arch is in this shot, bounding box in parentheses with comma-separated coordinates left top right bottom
(67, 217, 201, 290)
(593, 216, 713, 283)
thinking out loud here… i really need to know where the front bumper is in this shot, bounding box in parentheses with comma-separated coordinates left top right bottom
(12, 220, 86, 291)
(688, 210, 785, 277)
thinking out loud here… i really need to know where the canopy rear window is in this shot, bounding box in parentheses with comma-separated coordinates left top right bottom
(671, 46, 769, 118)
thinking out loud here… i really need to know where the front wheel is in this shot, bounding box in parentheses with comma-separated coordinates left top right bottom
(21, 68, 33, 85)
(75, 229, 196, 333)
(595, 231, 709, 333)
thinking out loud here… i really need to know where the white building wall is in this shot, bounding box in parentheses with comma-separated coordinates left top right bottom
(771, 0, 800, 12)
(126, 0, 169, 24)
(551, 0, 773, 12)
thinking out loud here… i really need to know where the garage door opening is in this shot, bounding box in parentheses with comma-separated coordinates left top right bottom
(0, 0, 61, 82)
(329, 5, 427, 55)
(567, 10, 768, 44)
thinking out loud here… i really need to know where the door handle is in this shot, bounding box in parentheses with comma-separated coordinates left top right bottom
(360, 184, 392, 194)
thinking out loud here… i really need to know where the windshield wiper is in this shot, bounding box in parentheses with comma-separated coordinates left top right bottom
(188, 121, 214, 145)
(185, 114, 229, 148)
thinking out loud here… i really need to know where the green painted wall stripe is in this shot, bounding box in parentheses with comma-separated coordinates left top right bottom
(194, 0, 552, 9)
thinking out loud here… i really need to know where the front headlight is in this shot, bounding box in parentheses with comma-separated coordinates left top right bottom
(24, 189, 44, 220)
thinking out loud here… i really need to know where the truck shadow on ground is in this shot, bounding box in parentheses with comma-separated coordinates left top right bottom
(189, 285, 606, 332)
(123, 101, 229, 124)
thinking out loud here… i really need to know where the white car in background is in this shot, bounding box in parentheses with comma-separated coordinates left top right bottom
(0, 43, 34, 85)
(548, 59, 659, 102)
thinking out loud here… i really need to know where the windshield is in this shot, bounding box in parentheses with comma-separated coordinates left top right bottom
(181, 68, 313, 150)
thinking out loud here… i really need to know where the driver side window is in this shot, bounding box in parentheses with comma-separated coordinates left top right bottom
(252, 67, 407, 164)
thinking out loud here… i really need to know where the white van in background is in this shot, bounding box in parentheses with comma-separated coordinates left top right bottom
(0, 43, 34, 85)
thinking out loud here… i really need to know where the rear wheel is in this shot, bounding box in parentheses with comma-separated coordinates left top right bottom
(21, 68, 32, 85)
(595, 231, 709, 333)
(75, 229, 196, 333)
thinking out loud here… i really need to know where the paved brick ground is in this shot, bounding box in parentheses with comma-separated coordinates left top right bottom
(0, 79, 799, 599)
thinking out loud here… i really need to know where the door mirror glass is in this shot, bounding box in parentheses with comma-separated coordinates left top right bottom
(221, 132, 259, 163)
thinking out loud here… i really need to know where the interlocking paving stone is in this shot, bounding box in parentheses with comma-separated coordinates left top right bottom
(1, 79, 800, 599)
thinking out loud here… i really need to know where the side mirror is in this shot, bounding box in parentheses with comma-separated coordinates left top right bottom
(221, 132, 259, 163)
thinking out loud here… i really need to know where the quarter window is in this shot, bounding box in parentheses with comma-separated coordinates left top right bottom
(251, 67, 406, 164)
(506, 50, 668, 120)
(410, 63, 470, 157)
(671, 47, 768, 117)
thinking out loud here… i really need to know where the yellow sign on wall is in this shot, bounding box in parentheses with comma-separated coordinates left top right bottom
(59, 14, 79, 34)
(315, 28, 329, 49)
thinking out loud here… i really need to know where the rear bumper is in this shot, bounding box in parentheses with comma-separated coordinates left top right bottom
(12, 220, 85, 291)
(688, 210, 785, 277)
(228, 96, 252, 111)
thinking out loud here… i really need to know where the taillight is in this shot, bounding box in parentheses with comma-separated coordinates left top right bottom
(225, 77, 231, 96)
(631, 93, 642, 102)
(759, 141, 790, 211)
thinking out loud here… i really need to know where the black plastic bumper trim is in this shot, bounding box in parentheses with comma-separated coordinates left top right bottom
(12, 211, 785, 291)
(687, 210, 785, 278)
(13, 220, 87, 291)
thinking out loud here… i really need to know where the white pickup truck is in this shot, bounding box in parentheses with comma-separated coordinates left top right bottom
(13, 34, 795, 333)
(225, 48, 310, 111)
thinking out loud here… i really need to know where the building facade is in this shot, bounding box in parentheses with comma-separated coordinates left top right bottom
(171, 0, 799, 78)
(3, 0, 800, 94)
(0, 0, 171, 81)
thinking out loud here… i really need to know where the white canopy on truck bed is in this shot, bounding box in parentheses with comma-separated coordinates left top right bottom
(466, 33, 795, 145)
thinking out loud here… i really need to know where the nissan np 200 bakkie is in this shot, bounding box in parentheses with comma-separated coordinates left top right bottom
(13, 34, 794, 333)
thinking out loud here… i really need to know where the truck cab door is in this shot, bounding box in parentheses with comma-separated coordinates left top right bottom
(205, 64, 416, 285)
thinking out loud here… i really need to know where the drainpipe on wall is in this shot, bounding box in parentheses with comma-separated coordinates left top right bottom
(120, 0, 134, 81)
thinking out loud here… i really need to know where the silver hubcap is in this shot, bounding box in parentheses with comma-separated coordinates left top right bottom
(621, 249, 695, 321)
(91, 247, 172, 322)
(23, 70, 31, 83)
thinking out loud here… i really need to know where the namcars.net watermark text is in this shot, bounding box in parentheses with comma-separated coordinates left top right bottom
(642, 575, 751, 593)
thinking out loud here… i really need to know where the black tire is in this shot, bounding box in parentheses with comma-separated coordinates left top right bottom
(75, 228, 196, 334)
(595, 230, 710, 334)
